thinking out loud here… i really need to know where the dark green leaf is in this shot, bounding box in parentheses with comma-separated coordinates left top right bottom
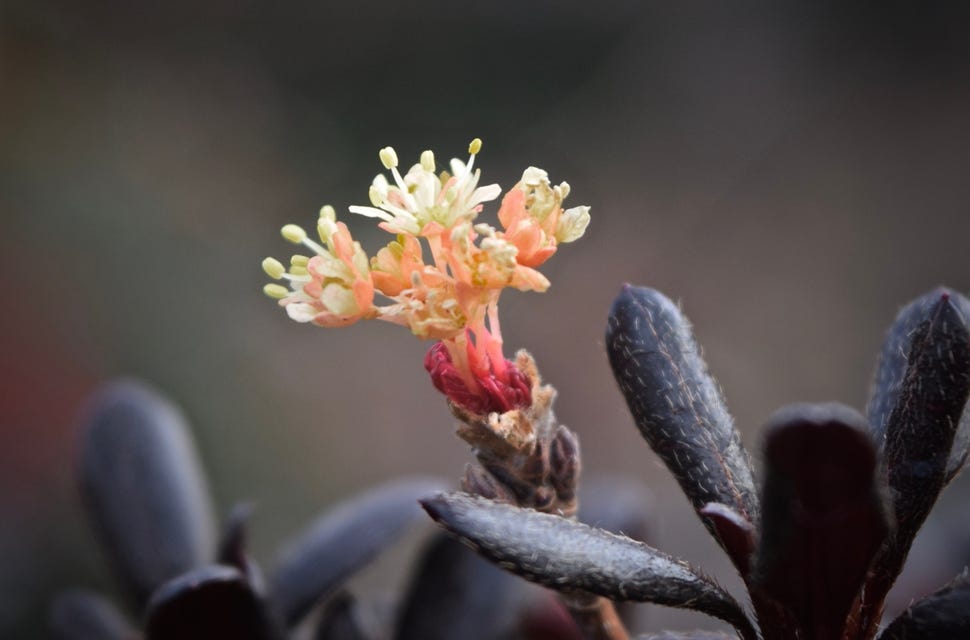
(270, 477, 445, 626)
(606, 285, 759, 562)
(394, 533, 522, 640)
(315, 592, 372, 640)
(145, 565, 280, 640)
(699, 503, 754, 577)
(878, 570, 970, 640)
(753, 403, 888, 640)
(48, 590, 132, 640)
(78, 379, 216, 606)
(867, 290, 970, 603)
(422, 492, 757, 640)
(218, 503, 264, 592)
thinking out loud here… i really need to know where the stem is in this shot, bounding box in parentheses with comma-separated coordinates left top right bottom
(451, 351, 632, 640)
(425, 232, 446, 272)
(443, 335, 480, 394)
(484, 303, 508, 381)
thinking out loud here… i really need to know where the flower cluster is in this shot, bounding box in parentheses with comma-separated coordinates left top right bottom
(263, 139, 590, 414)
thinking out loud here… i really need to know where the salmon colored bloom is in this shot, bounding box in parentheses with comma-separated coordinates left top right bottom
(262, 206, 376, 328)
(498, 167, 590, 269)
(348, 140, 501, 236)
(263, 139, 590, 415)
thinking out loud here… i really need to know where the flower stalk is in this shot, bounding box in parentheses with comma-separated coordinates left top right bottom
(263, 140, 624, 639)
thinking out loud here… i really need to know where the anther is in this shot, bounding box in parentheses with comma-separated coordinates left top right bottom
(368, 185, 383, 207)
(262, 257, 285, 279)
(263, 283, 289, 299)
(281, 224, 307, 244)
(379, 146, 399, 169)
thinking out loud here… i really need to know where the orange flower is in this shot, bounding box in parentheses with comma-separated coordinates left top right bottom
(262, 207, 375, 328)
(498, 168, 590, 268)
(263, 140, 590, 414)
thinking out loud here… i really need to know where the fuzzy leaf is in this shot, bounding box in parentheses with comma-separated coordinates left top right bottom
(946, 407, 970, 483)
(78, 379, 216, 606)
(578, 476, 656, 627)
(422, 492, 757, 640)
(606, 285, 759, 557)
(270, 477, 445, 626)
(869, 288, 970, 488)
(871, 291, 970, 578)
(48, 590, 132, 640)
(699, 503, 755, 577)
(942, 293, 970, 483)
(753, 403, 888, 640)
(394, 533, 521, 640)
(878, 570, 970, 640)
(145, 565, 279, 640)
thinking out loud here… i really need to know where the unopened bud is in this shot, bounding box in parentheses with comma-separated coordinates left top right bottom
(550, 425, 581, 503)
(461, 463, 512, 503)
(424, 341, 532, 415)
(532, 485, 556, 511)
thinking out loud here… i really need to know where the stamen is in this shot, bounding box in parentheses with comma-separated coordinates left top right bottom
(389, 164, 417, 211)
(379, 146, 399, 169)
(368, 185, 383, 207)
(264, 138, 585, 415)
(281, 224, 307, 244)
(460, 138, 483, 176)
(263, 283, 289, 299)
(262, 257, 285, 279)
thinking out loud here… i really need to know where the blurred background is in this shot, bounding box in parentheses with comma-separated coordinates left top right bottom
(3, 1, 970, 636)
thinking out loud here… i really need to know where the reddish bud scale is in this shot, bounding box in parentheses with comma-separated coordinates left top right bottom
(425, 342, 531, 415)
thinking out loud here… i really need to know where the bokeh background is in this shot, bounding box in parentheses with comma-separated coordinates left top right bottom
(3, 1, 970, 637)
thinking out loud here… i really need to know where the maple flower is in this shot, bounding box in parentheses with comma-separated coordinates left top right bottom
(263, 139, 590, 415)
(262, 206, 376, 328)
(347, 139, 502, 235)
(498, 167, 590, 268)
